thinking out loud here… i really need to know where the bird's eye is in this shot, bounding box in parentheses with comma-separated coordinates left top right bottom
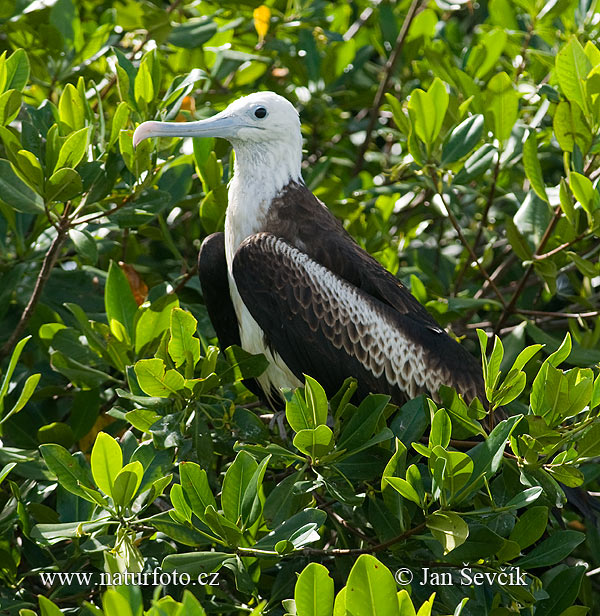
(254, 107, 267, 119)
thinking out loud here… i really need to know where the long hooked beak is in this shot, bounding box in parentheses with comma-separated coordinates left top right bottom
(132, 110, 242, 148)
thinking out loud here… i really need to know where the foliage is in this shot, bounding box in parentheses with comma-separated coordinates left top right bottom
(1, 0, 600, 615)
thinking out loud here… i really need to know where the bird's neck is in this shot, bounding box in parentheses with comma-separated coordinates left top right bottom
(224, 139, 302, 268)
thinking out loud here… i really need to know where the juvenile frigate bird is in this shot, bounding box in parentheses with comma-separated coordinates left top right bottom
(133, 92, 486, 409)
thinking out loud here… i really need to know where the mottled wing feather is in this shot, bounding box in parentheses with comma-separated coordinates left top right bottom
(265, 181, 442, 331)
(233, 233, 485, 405)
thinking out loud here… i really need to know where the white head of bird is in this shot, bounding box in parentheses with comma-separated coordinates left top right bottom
(134, 91, 304, 258)
(133, 91, 302, 191)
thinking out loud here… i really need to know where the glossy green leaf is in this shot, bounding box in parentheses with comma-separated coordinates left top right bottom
(295, 563, 334, 616)
(221, 451, 258, 524)
(168, 307, 201, 370)
(58, 83, 85, 132)
(105, 260, 138, 343)
(441, 114, 484, 164)
(523, 132, 548, 202)
(556, 37, 592, 114)
(69, 228, 98, 264)
(134, 358, 185, 397)
(90, 432, 123, 498)
(5, 49, 29, 91)
(486, 72, 518, 142)
(112, 461, 143, 507)
(345, 554, 400, 616)
(180, 461, 217, 522)
(0, 89, 21, 126)
(293, 425, 334, 460)
(426, 511, 469, 554)
(515, 530, 585, 568)
(0, 158, 44, 212)
(54, 126, 89, 171)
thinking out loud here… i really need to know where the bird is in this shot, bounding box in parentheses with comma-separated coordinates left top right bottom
(133, 91, 487, 413)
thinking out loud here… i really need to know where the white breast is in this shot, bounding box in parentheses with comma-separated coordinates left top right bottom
(224, 169, 303, 401)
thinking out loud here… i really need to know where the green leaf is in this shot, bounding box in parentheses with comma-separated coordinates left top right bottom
(105, 260, 138, 343)
(161, 551, 230, 576)
(559, 178, 576, 225)
(455, 415, 522, 501)
(168, 307, 201, 370)
(569, 171, 596, 214)
(0, 158, 44, 213)
(0, 335, 32, 415)
(556, 37, 592, 115)
(134, 358, 185, 398)
(293, 425, 334, 460)
(240, 455, 271, 528)
(295, 563, 334, 616)
(0, 372, 40, 424)
(430, 409, 451, 448)
(509, 505, 548, 549)
(168, 19, 218, 49)
(58, 83, 85, 132)
(45, 168, 83, 202)
(304, 375, 329, 427)
(109, 101, 130, 150)
(523, 132, 548, 202)
(407, 78, 448, 147)
(345, 554, 400, 616)
(221, 345, 269, 383)
(193, 137, 216, 169)
(505, 486, 543, 509)
(426, 511, 469, 554)
(0, 89, 21, 126)
(54, 126, 89, 171)
(221, 451, 257, 524)
(535, 566, 586, 616)
(576, 424, 600, 459)
(337, 394, 389, 452)
(515, 530, 585, 568)
(134, 59, 154, 108)
(39, 444, 97, 502)
(0, 462, 16, 486)
(441, 114, 484, 164)
(90, 432, 123, 498)
(453, 144, 497, 184)
(553, 101, 590, 153)
(112, 461, 143, 507)
(179, 462, 217, 523)
(486, 72, 518, 142)
(39, 596, 64, 616)
(13, 149, 43, 193)
(135, 294, 179, 353)
(69, 229, 97, 264)
(384, 477, 422, 506)
(5, 49, 29, 91)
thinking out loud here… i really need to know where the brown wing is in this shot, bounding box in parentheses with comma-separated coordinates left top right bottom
(264, 180, 443, 331)
(233, 233, 486, 406)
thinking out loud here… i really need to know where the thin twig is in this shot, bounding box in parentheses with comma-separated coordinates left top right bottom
(517, 308, 600, 319)
(534, 230, 593, 260)
(430, 171, 507, 307)
(169, 266, 198, 296)
(301, 522, 426, 556)
(495, 204, 563, 333)
(352, 0, 422, 176)
(454, 156, 501, 295)
(0, 207, 71, 362)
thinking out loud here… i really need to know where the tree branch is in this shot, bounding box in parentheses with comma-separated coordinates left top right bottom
(0, 208, 71, 362)
(352, 0, 422, 176)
